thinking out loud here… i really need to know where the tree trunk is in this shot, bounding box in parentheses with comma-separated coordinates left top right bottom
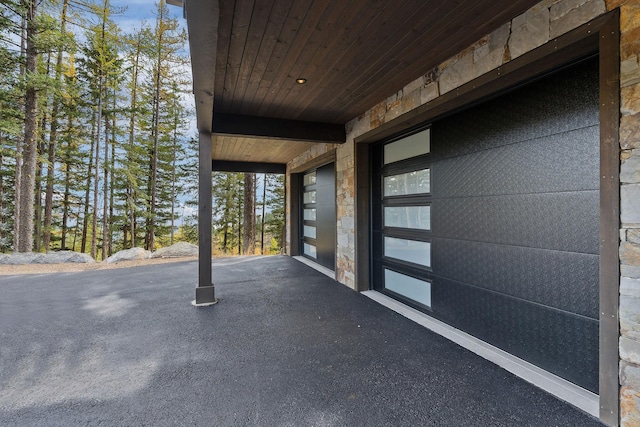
(170, 126, 177, 245)
(13, 5, 28, 251)
(91, 76, 103, 260)
(16, 0, 39, 252)
(260, 174, 266, 254)
(237, 198, 242, 256)
(42, 0, 69, 251)
(242, 173, 256, 255)
(101, 99, 109, 260)
(81, 112, 96, 253)
(127, 33, 141, 249)
(61, 137, 71, 250)
(33, 112, 47, 252)
(148, 67, 162, 252)
(109, 112, 115, 256)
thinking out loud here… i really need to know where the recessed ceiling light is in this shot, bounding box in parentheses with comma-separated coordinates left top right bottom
(296, 78, 307, 84)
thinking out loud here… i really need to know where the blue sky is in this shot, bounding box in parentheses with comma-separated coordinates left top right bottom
(110, 0, 187, 35)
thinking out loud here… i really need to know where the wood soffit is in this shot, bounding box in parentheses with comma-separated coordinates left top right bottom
(188, 0, 542, 162)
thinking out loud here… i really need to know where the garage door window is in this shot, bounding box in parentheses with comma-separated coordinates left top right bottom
(384, 128, 431, 164)
(384, 168, 430, 196)
(384, 206, 431, 230)
(384, 269, 431, 308)
(384, 237, 431, 267)
(376, 127, 433, 309)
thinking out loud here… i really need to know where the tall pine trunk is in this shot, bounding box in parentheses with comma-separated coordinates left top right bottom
(91, 78, 103, 260)
(147, 67, 162, 252)
(126, 35, 142, 249)
(242, 173, 256, 255)
(170, 125, 178, 245)
(61, 134, 72, 250)
(260, 174, 266, 254)
(13, 5, 28, 251)
(109, 109, 115, 256)
(81, 112, 96, 253)
(34, 110, 48, 251)
(101, 97, 109, 260)
(43, 0, 70, 251)
(16, 0, 39, 252)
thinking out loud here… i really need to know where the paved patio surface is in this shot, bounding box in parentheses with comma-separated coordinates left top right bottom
(0, 255, 602, 426)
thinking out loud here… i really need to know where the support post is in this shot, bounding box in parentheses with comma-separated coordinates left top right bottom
(194, 131, 217, 306)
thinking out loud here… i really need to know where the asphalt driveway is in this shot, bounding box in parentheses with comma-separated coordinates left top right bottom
(0, 255, 602, 426)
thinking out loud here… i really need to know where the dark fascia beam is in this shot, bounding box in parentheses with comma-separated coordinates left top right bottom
(213, 113, 346, 143)
(212, 160, 286, 174)
(185, 0, 217, 134)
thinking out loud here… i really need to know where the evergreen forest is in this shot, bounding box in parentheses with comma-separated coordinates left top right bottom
(0, 0, 285, 259)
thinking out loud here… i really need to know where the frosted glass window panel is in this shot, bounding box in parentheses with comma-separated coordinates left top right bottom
(384, 128, 430, 164)
(303, 208, 317, 221)
(303, 171, 317, 186)
(384, 269, 431, 307)
(384, 168, 430, 196)
(303, 243, 317, 258)
(304, 225, 317, 239)
(303, 191, 316, 204)
(384, 206, 431, 230)
(384, 237, 431, 267)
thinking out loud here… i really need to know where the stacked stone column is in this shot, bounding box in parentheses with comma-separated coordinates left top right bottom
(613, 0, 640, 424)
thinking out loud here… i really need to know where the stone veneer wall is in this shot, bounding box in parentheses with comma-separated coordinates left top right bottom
(615, 0, 640, 424)
(286, 0, 640, 423)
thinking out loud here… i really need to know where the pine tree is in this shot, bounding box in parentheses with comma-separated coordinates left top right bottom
(0, 0, 24, 251)
(16, 0, 40, 252)
(42, 0, 74, 251)
(79, 0, 122, 259)
(265, 174, 285, 253)
(212, 172, 243, 254)
(140, 0, 188, 251)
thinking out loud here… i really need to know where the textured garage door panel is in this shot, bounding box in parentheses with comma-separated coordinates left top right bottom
(432, 125, 600, 198)
(315, 163, 336, 270)
(431, 191, 599, 254)
(432, 277, 599, 393)
(432, 59, 599, 161)
(432, 239, 599, 318)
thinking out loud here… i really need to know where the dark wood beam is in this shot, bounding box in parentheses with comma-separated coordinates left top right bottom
(212, 113, 346, 143)
(212, 160, 286, 174)
(185, 0, 218, 133)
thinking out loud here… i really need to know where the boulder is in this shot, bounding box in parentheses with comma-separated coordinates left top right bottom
(106, 247, 151, 264)
(151, 242, 198, 258)
(0, 253, 44, 265)
(0, 251, 95, 265)
(40, 251, 95, 264)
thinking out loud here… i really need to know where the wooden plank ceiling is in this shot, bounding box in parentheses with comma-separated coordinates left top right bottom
(187, 0, 541, 165)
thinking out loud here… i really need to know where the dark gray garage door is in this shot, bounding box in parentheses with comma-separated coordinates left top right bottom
(301, 163, 336, 271)
(372, 57, 600, 393)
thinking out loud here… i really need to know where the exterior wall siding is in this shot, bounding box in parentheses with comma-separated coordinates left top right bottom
(285, 0, 640, 423)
